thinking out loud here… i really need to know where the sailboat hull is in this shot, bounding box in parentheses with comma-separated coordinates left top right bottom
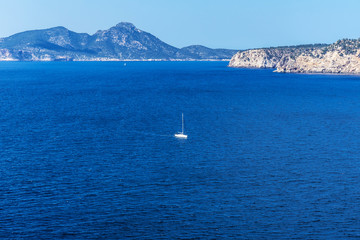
(174, 133, 188, 139)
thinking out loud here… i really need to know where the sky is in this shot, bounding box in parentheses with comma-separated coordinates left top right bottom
(0, 0, 360, 50)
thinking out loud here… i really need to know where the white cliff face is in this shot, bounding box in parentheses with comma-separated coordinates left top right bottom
(229, 49, 279, 68)
(229, 39, 360, 74)
(229, 46, 322, 69)
(276, 49, 360, 74)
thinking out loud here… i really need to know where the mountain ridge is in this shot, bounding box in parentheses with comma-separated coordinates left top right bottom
(0, 22, 238, 61)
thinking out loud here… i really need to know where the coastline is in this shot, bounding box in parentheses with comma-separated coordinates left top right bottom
(227, 65, 360, 76)
(0, 58, 232, 62)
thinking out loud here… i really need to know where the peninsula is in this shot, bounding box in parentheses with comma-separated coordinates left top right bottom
(229, 39, 360, 74)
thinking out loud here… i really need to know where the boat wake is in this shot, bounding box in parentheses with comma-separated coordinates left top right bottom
(129, 130, 172, 138)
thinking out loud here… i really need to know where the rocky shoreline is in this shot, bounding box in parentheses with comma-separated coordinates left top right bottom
(229, 39, 360, 74)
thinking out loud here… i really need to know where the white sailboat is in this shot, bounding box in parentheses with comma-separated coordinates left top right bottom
(174, 113, 188, 139)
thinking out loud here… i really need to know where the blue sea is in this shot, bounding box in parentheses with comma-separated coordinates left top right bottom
(1, 61, 360, 239)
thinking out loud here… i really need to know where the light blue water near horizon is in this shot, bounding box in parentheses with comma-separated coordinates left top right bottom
(0, 61, 360, 239)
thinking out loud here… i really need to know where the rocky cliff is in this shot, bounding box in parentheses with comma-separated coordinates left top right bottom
(228, 44, 327, 69)
(275, 39, 360, 73)
(229, 40, 360, 74)
(0, 22, 238, 61)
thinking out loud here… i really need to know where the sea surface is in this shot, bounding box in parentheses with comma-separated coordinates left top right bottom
(0, 61, 360, 239)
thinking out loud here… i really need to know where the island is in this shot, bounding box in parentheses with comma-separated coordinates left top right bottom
(0, 22, 238, 61)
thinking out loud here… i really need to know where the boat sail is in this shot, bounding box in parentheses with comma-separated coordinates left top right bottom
(174, 113, 188, 139)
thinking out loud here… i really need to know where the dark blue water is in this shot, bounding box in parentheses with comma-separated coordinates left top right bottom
(1, 61, 360, 239)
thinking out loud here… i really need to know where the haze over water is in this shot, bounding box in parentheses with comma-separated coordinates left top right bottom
(0, 61, 359, 239)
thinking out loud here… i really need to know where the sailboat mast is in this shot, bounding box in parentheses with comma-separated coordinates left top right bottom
(182, 113, 184, 134)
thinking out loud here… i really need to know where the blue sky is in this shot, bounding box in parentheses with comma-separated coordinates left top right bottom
(1, 0, 359, 50)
